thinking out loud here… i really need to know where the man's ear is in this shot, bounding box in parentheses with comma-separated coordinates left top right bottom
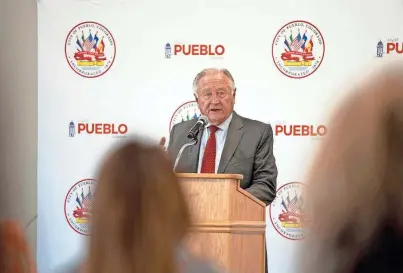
(194, 94, 198, 102)
(233, 88, 237, 99)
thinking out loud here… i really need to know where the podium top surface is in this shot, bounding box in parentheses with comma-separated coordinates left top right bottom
(175, 173, 243, 180)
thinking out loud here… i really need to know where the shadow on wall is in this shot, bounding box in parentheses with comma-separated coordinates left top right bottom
(0, 0, 38, 258)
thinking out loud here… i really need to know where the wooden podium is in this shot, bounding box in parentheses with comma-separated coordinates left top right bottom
(176, 173, 266, 273)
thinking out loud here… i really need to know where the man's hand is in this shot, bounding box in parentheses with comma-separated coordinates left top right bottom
(159, 137, 171, 161)
(159, 137, 167, 151)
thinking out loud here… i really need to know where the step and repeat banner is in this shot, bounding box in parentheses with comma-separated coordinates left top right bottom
(37, 0, 401, 272)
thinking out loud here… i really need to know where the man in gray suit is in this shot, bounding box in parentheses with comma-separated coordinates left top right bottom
(166, 68, 277, 206)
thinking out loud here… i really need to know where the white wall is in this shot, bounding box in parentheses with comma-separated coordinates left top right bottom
(0, 0, 38, 256)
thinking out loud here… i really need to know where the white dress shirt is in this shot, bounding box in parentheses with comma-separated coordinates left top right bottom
(197, 113, 233, 173)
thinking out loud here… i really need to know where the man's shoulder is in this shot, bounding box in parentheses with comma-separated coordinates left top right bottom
(237, 113, 272, 132)
(171, 119, 198, 134)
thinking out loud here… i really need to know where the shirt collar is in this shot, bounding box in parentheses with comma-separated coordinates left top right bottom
(206, 112, 233, 131)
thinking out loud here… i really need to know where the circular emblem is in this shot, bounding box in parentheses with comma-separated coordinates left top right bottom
(272, 20, 325, 79)
(64, 178, 96, 235)
(269, 182, 306, 240)
(65, 21, 116, 78)
(169, 101, 201, 132)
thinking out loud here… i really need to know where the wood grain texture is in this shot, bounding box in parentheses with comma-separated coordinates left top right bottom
(177, 174, 266, 273)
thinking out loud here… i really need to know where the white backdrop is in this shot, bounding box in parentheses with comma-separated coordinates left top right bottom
(37, 0, 403, 272)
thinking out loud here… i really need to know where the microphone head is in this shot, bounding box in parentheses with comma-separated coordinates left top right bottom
(198, 115, 208, 125)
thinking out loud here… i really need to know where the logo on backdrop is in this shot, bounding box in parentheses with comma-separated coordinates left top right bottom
(169, 101, 201, 132)
(272, 20, 325, 79)
(275, 124, 327, 137)
(376, 38, 403, 58)
(164, 43, 225, 58)
(64, 178, 96, 235)
(270, 182, 306, 240)
(65, 21, 116, 78)
(68, 121, 128, 137)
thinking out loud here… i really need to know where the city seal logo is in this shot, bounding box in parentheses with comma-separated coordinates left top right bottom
(64, 178, 96, 235)
(269, 182, 306, 240)
(169, 101, 201, 132)
(65, 21, 116, 78)
(272, 20, 325, 79)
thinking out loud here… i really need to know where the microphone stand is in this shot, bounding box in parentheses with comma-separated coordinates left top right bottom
(173, 138, 198, 172)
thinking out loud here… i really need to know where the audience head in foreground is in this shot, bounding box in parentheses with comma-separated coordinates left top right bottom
(0, 220, 36, 273)
(300, 64, 403, 273)
(85, 139, 191, 273)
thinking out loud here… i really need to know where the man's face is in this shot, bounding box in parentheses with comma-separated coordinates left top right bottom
(195, 73, 235, 126)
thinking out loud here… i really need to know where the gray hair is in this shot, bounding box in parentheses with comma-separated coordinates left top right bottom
(192, 68, 236, 97)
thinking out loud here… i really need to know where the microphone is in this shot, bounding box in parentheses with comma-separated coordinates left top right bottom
(173, 139, 197, 172)
(173, 115, 208, 171)
(187, 115, 208, 140)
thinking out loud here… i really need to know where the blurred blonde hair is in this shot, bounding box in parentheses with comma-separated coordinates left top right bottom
(300, 64, 403, 273)
(85, 140, 191, 273)
(0, 220, 36, 273)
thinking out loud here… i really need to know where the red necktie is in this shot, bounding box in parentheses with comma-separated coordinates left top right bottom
(201, 126, 219, 173)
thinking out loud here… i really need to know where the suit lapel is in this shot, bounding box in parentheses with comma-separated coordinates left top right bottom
(218, 112, 244, 173)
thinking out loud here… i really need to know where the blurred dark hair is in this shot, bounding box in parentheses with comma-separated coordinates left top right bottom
(85, 139, 191, 273)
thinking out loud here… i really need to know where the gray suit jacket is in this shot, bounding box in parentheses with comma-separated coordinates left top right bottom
(168, 111, 277, 205)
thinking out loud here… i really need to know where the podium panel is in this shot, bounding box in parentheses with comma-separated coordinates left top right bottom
(177, 173, 266, 273)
